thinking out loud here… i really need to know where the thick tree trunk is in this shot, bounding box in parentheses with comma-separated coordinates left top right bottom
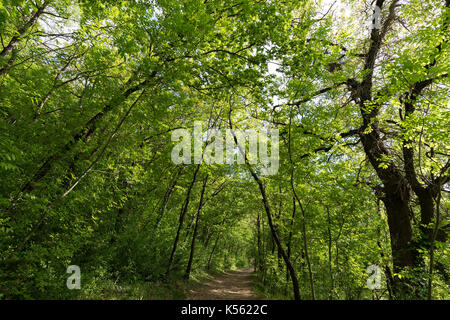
(382, 193, 415, 271)
(383, 190, 427, 299)
(349, 0, 449, 299)
(361, 131, 419, 298)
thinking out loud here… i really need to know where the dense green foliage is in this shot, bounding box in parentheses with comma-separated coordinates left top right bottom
(0, 0, 448, 300)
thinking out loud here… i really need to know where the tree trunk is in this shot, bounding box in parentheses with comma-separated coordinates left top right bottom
(287, 115, 314, 299)
(381, 181, 418, 298)
(166, 164, 201, 277)
(154, 166, 184, 230)
(326, 206, 334, 300)
(207, 231, 221, 270)
(256, 210, 262, 273)
(0, 2, 49, 76)
(20, 78, 151, 194)
(185, 175, 208, 279)
(229, 110, 301, 300)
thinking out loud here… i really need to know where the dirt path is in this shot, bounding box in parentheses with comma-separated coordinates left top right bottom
(187, 268, 260, 300)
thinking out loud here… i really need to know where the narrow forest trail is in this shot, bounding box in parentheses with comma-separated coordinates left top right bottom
(186, 268, 260, 300)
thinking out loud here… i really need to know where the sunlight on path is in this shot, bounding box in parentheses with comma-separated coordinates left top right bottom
(187, 268, 260, 300)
